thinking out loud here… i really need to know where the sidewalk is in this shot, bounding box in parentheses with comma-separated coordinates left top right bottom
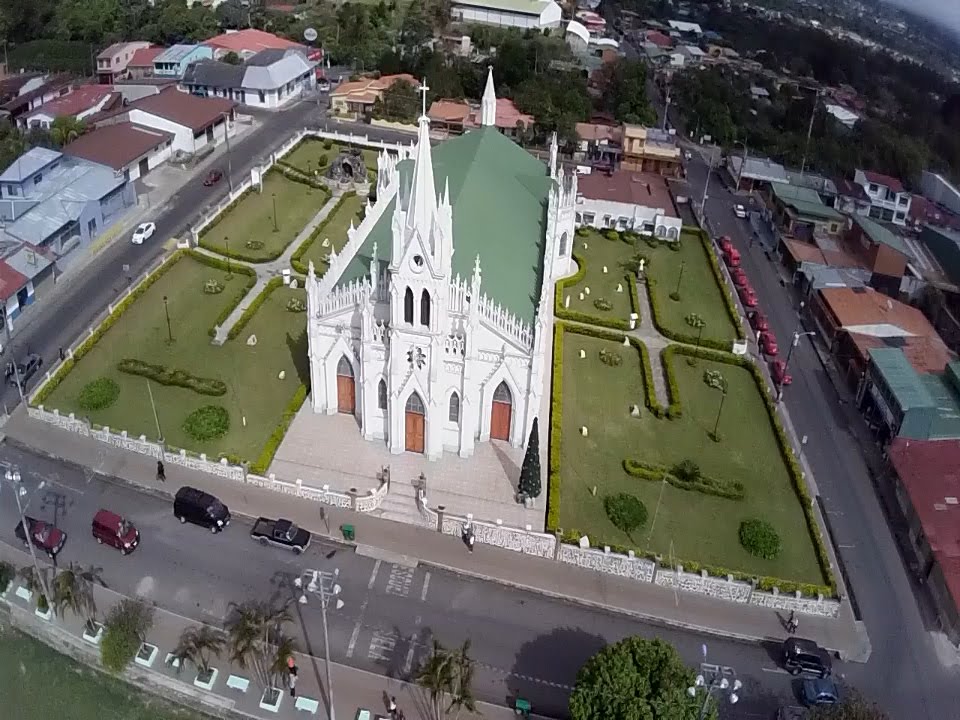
(0, 543, 537, 720)
(1, 407, 871, 662)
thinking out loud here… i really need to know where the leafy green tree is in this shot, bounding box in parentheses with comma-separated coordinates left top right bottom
(225, 600, 295, 690)
(518, 418, 541, 499)
(569, 637, 707, 720)
(50, 116, 87, 147)
(595, 59, 656, 125)
(222, 51, 242, 65)
(416, 639, 476, 720)
(51, 563, 103, 631)
(810, 693, 888, 720)
(101, 598, 155, 672)
(373, 80, 420, 123)
(53, 0, 121, 44)
(172, 625, 227, 678)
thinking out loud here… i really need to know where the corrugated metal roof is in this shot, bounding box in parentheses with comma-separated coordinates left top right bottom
(771, 181, 843, 221)
(851, 213, 907, 254)
(242, 52, 313, 90)
(155, 44, 205, 64)
(869, 347, 935, 411)
(0, 148, 62, 183)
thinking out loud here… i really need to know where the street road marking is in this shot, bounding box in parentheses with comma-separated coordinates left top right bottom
(420, 571, 431, 601)
(403, 635, 417, 676)
(368, 630, 397, 662)
(761, 666, 789, 675)
(838, 544, 856, 548)
(386, 565, 414, 597)
(347, 560, 381, 658)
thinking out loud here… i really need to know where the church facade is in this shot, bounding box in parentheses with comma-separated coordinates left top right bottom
(305, 69, 576, 460)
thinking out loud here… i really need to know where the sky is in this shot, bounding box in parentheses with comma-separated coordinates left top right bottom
(882, 0, 960, 35)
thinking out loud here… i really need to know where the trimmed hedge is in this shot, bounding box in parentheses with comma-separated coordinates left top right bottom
(290, 192, 357, 275)
(32, 251, 188, 407)
(739, 518, 782, 560)
(227, 276, 285, 341)
(658, 346, 684, 419)
(627, 337, 664, 417)
(546, 323, 565, 531)
(623, 458, 745, 501)
(77, 377, 120, 411)
(182, 404, 230, 442)
(691, 228, 746, 341)
(554, 252, 631, 330)
(117, 359, 227, 396)
(250, 383, 308, 474)
(627, 274, 640, 320)
(184, 250, 259, 338)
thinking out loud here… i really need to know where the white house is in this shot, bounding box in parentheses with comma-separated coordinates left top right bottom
(575, 169, 681, 239)
(853, 168, 912, 226)
(63, 122, 173, 182)
(180, 49, 316, 109)
(450, 0, 563, 30)
(304, 69, 576, 460)
(825, 103, 859, 129)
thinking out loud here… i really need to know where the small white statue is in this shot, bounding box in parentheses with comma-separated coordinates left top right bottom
(616, 283, 623, 293)
(321, 238, 330, 247)
(638, 258, 646, 274)
(246, 334, 258, 346)
(602, 265, 608, 274)
(290, 279, 298, 289)
(579, 349, 586, 359)
(278, 370, 286, 380)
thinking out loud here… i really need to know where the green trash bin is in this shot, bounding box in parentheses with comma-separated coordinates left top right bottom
(341, 524, 355, 541)
(514, 698, 531, 718)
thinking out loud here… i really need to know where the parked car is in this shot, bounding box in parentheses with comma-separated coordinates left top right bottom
(15, 517, 67, 558)
(92, 509, 140, 555)
(800, 677, 840, 707)
(771, 359, 793, 386)
(759, 331, 779, 356)
(723, 247, 741, 267)
(730, 267, 749, 288)
(718, 236, 734, 255)
(131, 222, 156, 245)
(748, 310, 770, 333)
(737, 285, 758, 307)
(203, 169, 223, 186)
(250, 517, 311, 554)
(174, 486, 231, 532)
(782, 637, 832, 677)
(734, 204, 747, 218)
(6, 353, 42, 388)
(318, 79, 331, 93)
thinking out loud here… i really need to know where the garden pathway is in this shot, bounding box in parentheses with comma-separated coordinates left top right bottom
(627, 276, 670, 408)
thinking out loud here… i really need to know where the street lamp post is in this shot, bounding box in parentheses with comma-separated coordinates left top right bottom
(222, 111, 234, 194)
(224, 236, 231, 277)
(711, 386, 727, 441)
(699, 145, 717, 217)
(272, 193, 278, 232)
(777, 329, 816, 401)
(687, 667, 742, 720)
(674, 260, 686, 297)
(162, 296, 173, 343)
(4, 467, 50, 602)
(295, 569, 344, 720)
(733, 139, 749, 191)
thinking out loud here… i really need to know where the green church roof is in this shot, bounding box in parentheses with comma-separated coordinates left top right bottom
(337, 127, 554, 324)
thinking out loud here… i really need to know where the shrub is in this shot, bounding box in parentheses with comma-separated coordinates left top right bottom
(228, 277, 284, 340)
(669, 291, 681, 301)
(628, 338, 663, 416)
(546, 324, 565, 531)
(318, 152, 329, 168)
(0, 560, 14, 594)
(603, 493, 647, 534)
(286, 297, 306, 312)
(604, 229, 620, 241)
(624, 459, 744, 501)
(250, 384, 308, 474)
(598, 348, 622, 367)
(182, 405, 230, 442)
(244, 239, 265, 250)
(593, 297, 613, 311)
(671, 459, 700, 483)
(101, 598, 154, 673)
(323, 139, 333, 150)
(117, 359, 226, 396)
(203, 279, 224, 294)
(77, 377, 120, 411)
(290, 192, 356, 275)
(739, 518, 782, 560)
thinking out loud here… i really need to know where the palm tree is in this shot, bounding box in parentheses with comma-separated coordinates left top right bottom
(416, 639, 477, 720)
(172, 625, 227, 680)
(225, 600, 295, 692)
(50, 116, 87, 147)
(51, 563, 103, 630)
(18, 564, 52, 611)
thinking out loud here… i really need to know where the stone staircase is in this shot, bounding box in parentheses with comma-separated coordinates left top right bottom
(374, 479, 431, 527)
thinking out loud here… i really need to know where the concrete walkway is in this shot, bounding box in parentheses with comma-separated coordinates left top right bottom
(627, 276, 670, 407)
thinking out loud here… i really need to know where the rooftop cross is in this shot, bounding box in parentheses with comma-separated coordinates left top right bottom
(418, 79, 430, 120)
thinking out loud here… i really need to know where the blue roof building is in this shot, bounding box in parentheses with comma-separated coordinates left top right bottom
(153, 44, 213, 77)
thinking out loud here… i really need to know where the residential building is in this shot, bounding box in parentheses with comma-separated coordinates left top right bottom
(0, 243, 56, 330)
(853, 169, 912, 226)
(910, 196, 960, 234)
(645, 30, 674, 48)
(677, 44, 706, 67)
(0, 74, 75, 125)
(96, 41, 152, 84)
(125, 46, 165, 79)
(180, 49, 317, 109)
(0, 72, 46, 105)
(20, 85, 121, 129)
(750, 85, 770, 101)
(573, 122, 622, 165)
(726, 155, 788, 192)
(767, 182, 845, 243)
(574, 10, 606, 36)
(575, 169, 681, 239)
(620, 125, 681, 177)
(921, 171, 960, 217)
(885, 438, 960, 647)
(0, 148, 136, 276)
(204, 28, 322, 67)
(920, 227, 960, 286)
(833, 176, 872, 216)
(840, 214, 910, 280)
(329, 74, 417, 120)
(153, 44, 214, 78)
(667, 20, 703, 37)
(303, 70, 573, 459)
(449, 0, 563, 30)
(63, 122, 173, 181)
(565, 21, 591, 55)
(825, 103, 859, 130)
(427, 69, 532, 137)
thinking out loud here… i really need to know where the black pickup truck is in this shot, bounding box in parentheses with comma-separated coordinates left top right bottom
(250, 517, 311, 554)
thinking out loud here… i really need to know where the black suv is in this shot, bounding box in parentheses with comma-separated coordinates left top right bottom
(173, 486, 231, 532)
(782, 637, 832, 678)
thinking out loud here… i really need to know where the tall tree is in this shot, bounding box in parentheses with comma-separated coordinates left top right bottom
(518, 417, 541, 499)
(416, 639, 476, 720)
(172, 625, 227, 679)
(225, 600, 295, 691)
(595, 59, 657, 126)
(51, 563, 102, 631)
(50, 116, 87, 147)
(373, 80, 420, 123)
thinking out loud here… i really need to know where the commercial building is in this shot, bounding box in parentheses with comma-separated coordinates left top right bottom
(449, 0, 563, 30)
(620, 124, 681, 177)
(726, 155, 789, 192)
(574, 169, 681, 239)
(63, 122, 173, 182)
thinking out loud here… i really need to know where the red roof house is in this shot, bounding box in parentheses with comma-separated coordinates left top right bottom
(21, 85, 121, 129)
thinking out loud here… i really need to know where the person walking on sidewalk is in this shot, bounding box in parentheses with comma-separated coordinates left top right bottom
(156, 460, 165, 482)
(287, 656, 298, 697)
(389, 696, 397, 719)
(787, 610, 799, 634)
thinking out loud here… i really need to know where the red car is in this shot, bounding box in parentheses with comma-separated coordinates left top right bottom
(731, 267, 749, 287)
(718, 236, 734, 255)
(203, 169, 223, 186)
(15, 516, 67, 558)
(738, 285, 758, 307)
(759, 330, 779, 356)
(771, 359, 793, 386)
(749, 310, 769, 333)
(723, 247, 741, 267)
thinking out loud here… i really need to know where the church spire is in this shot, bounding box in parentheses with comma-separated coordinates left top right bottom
(405, 78, 437, 239)
(481, 66, 496, 128)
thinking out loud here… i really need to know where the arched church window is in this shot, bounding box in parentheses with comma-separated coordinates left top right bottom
(378, 379, 387, 410)
(404, 287, 414, 323)
(559, 232, 568, 257)
(420, 289, 431, 327)
(448, 392, 460, 423)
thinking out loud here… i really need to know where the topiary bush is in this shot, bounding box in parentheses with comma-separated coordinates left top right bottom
(101, 598, 154, 673)
(671, 459, 701, 484)
(739, 518, 782, 560)
(593, 297, 613, 311)
(203, 279, 224, 294)
(286, 297, 306, 312)
(182, 405, 230, 442)
(245, 239, 265, 250)
(605, 229, 620, 241)
(77, 377, 120, 411)
(603, 493, 648, 535)
(598, 348, 622, 367)
(118, 359, 226, 396)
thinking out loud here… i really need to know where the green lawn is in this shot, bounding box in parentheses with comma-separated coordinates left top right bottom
(300, 193, 365, 272)
(565, 232, 635, 322)
(44, 256, 307, 461)
(282, 139, 383, 183)
(556, 332, 825, 584)
(0, 624, 206, 720)
(199, 172, 327, 262)
(643, 230, 739, 344)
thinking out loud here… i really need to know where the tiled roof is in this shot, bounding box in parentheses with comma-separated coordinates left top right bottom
(24, 85, 116, 120)
(862, 169, 905, 194)
(852, 333, 953, 375)
(428, 100, 471, 123)
(575, 122, 621, 143)
(820, 286, 937, 336)
(128, 46, 165, 67)
(576, 170, 676, 215)
(130, 87, 234, 131)
(645, 30, 673, 47)
(204, 29, 303, 54)
(0, 260, 29, 299)
(850, 213, 907, 254)
(834, 176, 869, 201)
(63, 122, 172, 170)
(331, 74, 417, 102)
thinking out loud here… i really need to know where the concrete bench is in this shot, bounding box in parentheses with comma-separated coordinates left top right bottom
(226, 674, 250, 693)
(295, 696, 320, 714)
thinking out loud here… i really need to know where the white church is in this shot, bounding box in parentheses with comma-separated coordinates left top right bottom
(304, 69, 576, 460)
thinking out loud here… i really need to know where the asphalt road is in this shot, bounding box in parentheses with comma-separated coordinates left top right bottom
(0, 442, 824, 720)
(684, 152, 960, 719)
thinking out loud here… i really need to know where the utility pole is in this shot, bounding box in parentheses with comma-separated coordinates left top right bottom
(222, 112, 234, 194)
(5, 467, 51, 603)
(661, 80, 672, 132)
(296, 569, 344, 720)
(799, 88, 819, 178)
(700, 145, 716, 216)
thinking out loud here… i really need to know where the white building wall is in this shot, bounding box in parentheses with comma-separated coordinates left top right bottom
(128, 109, 230, 154)
(575, 196, 682, 239)
(454, 6, 540, 29)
